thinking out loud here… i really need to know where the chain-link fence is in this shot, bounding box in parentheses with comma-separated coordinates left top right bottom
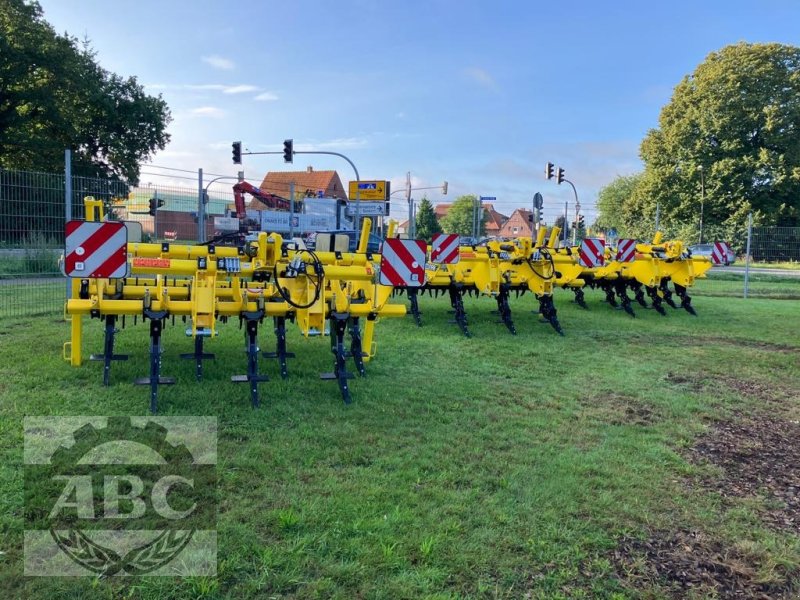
(0, 167, 237, 318)
(692, 223, 800, 300)
(1, 163, 353, 318)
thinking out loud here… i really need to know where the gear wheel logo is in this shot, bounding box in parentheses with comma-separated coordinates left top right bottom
(24, 416, 217, 576)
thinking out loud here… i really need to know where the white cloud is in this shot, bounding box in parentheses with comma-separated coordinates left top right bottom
(188, 106, 226, 118)
(221, 84, 259, 95)
(254, 91, 279, 101)
(463, 67, 496, 89)
(297, 137, 369, 151)
(145, 83, 259, 95)
(202, 55, 235, 70)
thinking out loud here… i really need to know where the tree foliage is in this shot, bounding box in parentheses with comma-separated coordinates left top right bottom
(631, 42, 800, 242)
(0, 0, 171, 182)
(414, 196, 441, 241)
(439, 195, 485, 237)
(594, 173, 642, 236)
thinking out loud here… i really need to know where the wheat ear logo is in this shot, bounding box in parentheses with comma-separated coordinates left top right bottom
(24, 416, 217, 576)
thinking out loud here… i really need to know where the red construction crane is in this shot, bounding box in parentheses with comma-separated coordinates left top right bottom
(231, 181, 291, 218)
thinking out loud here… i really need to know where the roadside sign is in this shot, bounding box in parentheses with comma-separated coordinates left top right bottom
(379, 239, 427, 287)
(480, 196, 496, 202)
(348, 180, 390, 201)
(64, 220, 129, 278)
(214, 216, 240, 231)
(345, 201, 387, 217)
(578, 238, 606, 268)
(430, 233, 460, 264)
(616, 238, 637, 263)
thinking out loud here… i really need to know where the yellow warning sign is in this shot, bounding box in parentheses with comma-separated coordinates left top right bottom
(348, 180, 389, 201)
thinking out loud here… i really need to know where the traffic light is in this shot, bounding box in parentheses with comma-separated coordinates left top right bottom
(148, 198, 164, 216)
(283, 139, 293, 163)
(232, 141, 242, 164)
(442, 181, 448, 195)
(545, 162, 554, 180)
(578, 214, 585, 228)
(556, 167, 565, 184)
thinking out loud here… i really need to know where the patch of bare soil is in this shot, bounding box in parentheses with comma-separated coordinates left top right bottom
(611, 389, 800, 597)
(690, 415, 800, 533)
(612, 529, 798, 599)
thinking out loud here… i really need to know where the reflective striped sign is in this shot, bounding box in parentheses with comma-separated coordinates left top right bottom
(379, 239, 427, 287)
(64, 220, 129, 278)
(616, 238, 636, 263)
(711, 241, 730, 265)
(430, 233, 460, 264)
(578, 238, 605, 268)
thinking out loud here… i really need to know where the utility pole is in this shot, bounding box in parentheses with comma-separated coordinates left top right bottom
(405, 171, 412, 238)
(289, 181, 295, 239)
(563, 201, 568, 246)
(572, 201, 581, 245)
(698, 165, 705, 244)
(655, 202, 660, 232)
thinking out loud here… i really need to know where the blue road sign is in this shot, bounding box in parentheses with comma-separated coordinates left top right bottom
(358, 182, 377, 190)
(480, 196, 496, 201)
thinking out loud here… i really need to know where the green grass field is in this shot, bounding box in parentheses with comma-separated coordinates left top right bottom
(1, 291, 799, 598)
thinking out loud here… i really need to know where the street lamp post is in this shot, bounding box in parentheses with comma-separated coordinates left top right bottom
(389, 176, 448, 238)
(698, 165, 705, 244)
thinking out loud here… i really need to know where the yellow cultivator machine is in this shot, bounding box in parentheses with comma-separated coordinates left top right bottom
(63, 198, 405, 412)
(556, 233, 714, 316)
(396, 229, 565, 337)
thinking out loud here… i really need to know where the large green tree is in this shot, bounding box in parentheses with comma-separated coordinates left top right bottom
(414, 196, 442, 241)
(439, 194, 485, 237)
(0, 0, 171, 181)
(632, 42, 800, 242)
(594, 173, 642, 236)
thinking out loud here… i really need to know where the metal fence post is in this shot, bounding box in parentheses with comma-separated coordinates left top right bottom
(744, 212, 753, 299)
(197, 168, 205, 242)
(65, 149, 72, 300)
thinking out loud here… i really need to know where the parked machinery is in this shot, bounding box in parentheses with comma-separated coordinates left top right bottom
(63, 198, 404, 412)
(399, 227, 567, 337)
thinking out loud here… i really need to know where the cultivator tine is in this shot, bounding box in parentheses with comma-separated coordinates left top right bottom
(179, 334, 215, 381)
(134, 314, 175, 414)
(645, 286, 667, 316)
(263, 316, 295, 379)
(496, 287, 516, 334)
(231, 315, 268, 408)
(89, 315, 128, 386)
(602, 283, 618, 308)
(538, 295, 564, 336)
(348, 317, 367, 377)
(407, 288, 423, 326)
(673, 283, 697, 316)
(660, 278, 678, 309)
(630, 282, 649, 308)
(448, 285, 471, 337)
(614, 280, 635, 317)
(321, 313, 354, 404)
(572, 287, 588, 309)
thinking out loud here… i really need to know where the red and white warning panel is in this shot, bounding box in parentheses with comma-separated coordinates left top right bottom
(430, 233, 460, 264)
(711, 241, 731, 265)
(616, 238, 637, 263)
(379, 239, 427, 287)
(64, 220, 129, 278)
(579, 238, 606, 268)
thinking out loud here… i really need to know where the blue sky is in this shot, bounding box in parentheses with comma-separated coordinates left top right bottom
(37, 0, 800, 224)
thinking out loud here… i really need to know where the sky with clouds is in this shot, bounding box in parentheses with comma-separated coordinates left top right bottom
(36, 0, 800, 224)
